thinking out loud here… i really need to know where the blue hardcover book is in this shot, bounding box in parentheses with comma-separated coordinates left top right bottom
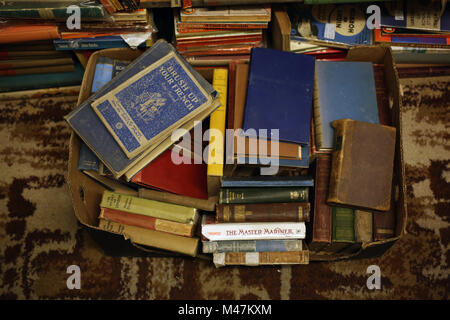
(380, 0, 450, 32)
(222, 176, 314, 188)
(242, 47, 315, 146)
(0, 62, 84, 93)
(236, 140, 310, 169)
(91, 57, 114, 94)
(77, 141, 100, 172)
(65, 39, 218, 178)
(288, 4, 372, 48)
(314, 61, 379, 151)
(202, 239, 303, 253)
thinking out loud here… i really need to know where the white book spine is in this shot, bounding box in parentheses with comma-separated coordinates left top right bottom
(202, 221, 305, 241)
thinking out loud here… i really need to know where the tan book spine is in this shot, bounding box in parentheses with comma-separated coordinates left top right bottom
(213, 251, 309, 267)
(355, 210, 373, 243)
(98, 218, 199, 257)
(312, 67, 324, 150)
(327, 119, 353, 205)
(138, 188, 217, 212)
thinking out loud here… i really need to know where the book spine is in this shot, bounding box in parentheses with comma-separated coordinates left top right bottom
(77, 142, 101, 172)
(202, 221, 306, 241)
(332, 207, 355, 243)
(312, 66, 324, 150)
(177, 22, 267, 30)
(91, 56, 114, 93)
(213, 251, 309, 267)
(0, 64, 74, 76)
(0, 57, 73, 70)
(373, 206, 396, 241)
(202, 239, 303, 253)
(98, 219, 199, 257)
(216, 203, 310, 223)
(0, 7, 105, 19)
(219, 187, 308, 204)
(54, 39, 129, 50)
(99, 0, 117, 14)
(101, 208, 194, 237)
(355, 210, 373, 243)
(327, 119, 351, 204)
(100, 190, 198, 224)
(311, 154, 333, 243)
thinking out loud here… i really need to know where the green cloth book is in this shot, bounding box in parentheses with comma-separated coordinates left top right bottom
(332, 207, 355, 243)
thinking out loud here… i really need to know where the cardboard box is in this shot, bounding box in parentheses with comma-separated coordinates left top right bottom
(271, 8, 407, 262)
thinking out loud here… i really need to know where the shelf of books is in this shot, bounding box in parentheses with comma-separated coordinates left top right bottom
(2, 0, 448, 267)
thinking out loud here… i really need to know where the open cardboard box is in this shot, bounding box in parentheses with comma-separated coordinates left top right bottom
(67, 25, 406, 262)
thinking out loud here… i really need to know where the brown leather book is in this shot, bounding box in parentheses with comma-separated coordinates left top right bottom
(216, 202, 310, 223)
(328, 119, 396, 211)
(308, 154, 333, 251)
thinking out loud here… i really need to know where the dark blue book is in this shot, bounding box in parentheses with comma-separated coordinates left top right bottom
(314, 61, 379, 151)
(221, 176, 314, 188)
(77, 142, 100, 172)
(380, 0, 450, 32)
(65, 39, 218, 178)
(0, 62, 84, 93)
(54, 36, 149, 51)
(242, 47, 315, 145)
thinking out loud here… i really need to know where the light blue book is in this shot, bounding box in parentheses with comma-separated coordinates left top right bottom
(314, 61, 379, 151)
(202, 239, 303, 253)
(91, 57, 114, 94)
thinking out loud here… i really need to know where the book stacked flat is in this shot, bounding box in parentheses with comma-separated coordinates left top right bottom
(173, 5, 271, 64)
(201, 176, 313, 267)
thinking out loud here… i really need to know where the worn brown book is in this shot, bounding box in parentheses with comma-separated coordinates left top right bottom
(216, 202, 310, 223)
(327, 119, 396, 211)
(373, 199, 396, 241)
(213, 250, 309, 267)
(308, 154, 333, 252)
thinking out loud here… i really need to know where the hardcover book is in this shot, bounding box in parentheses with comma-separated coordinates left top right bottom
(216, 202, 310, 223)
(313, 61, 379, 151)
(327, 119, 396, 211)
(100, 190, 198, 224)
(221, 176, 314, 188)
(201, 214, 306, 241)
(330, 206, 356, 253)
(213, 251, 309, 267)
(219, 187, 309, 204)
(242, 47, 315, 145)
(202, 239, 303, 253)
(65, 40, 219, 178)
(90, 50, 215, 159)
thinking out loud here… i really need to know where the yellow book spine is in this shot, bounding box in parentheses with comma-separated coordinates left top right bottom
(99, 190, 198, 224)
(207, 68, 228, 177)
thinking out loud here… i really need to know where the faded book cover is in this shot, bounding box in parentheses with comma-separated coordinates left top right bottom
(213, 251, 309, 267)
(328, 119, 396, 211)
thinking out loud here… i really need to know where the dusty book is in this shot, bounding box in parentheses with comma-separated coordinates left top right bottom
(201, 214, 306, 241)
(213, 251, 309, 267)
(327, 119, 396, 211)
(202, 239, 303, 253)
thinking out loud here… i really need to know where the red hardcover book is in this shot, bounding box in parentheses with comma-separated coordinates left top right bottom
(131, 148, 208, 200)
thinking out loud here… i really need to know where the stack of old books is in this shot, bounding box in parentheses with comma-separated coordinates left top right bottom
(173, 4, 271, 64)
(201, 176, 312, 267)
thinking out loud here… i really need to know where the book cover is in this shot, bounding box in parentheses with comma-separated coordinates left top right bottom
(213, 251, 309, 267)
(77, 141, 101, 172)
(131, 148, 208, 200)
(100, 190, 198, 224)
(90, 50, 215, 159)
(201, 214, 306, 241)
(221, 176, 314, 188)
(355, 210, 373, 243)
(328, 119, 396, 211)
(202, 239, 303, 253)
(91, 56, 114, 94)
(288, 4, 372, 48)
(379, 0, 450, 32)
(100, 207, 195, 237)
(216, 202, 310, 223)
(313, 61, 379, 151)
(242, 47, 315, 145)
(65, 40, 218, 178)
(219, 187, 309, 204)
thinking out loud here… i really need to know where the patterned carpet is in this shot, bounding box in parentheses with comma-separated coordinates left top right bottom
(0, 74, 448, 300)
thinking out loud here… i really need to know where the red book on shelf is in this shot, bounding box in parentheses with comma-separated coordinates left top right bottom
(131, 148, 208, 200)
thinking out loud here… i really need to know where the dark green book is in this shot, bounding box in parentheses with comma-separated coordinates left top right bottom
(329, 207, 359, 254)
(219, 187, 308, 204)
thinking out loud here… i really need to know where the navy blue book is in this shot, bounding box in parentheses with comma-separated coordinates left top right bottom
(77, 142, 100, 172)
(222, 176, 314, 188)
(65, 39, 218, 178)
(0, 62, 84, 93)
(242, 47, 315, 145)
(54, 36, 149, 51)
(313, 61, 379, 151)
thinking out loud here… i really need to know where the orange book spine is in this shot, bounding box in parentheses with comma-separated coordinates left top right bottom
(0, 25, 60, 44)
(100, 207, 194, 237)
